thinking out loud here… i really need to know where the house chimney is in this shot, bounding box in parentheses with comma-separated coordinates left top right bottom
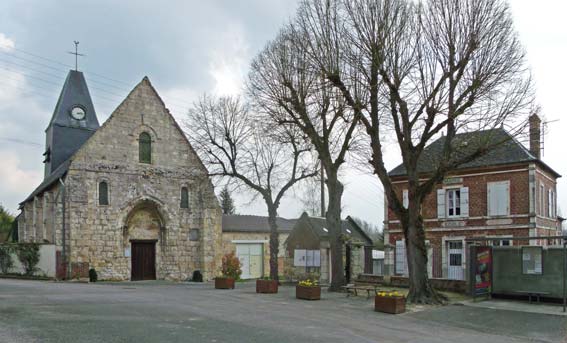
(529, 114, 541, 159)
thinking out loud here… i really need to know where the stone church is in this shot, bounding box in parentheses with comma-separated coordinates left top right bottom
(17, 70, 222, 281)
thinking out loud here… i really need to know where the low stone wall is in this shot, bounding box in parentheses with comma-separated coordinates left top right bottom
(356, 274, 467, 293)
(0, 244, 56, 278)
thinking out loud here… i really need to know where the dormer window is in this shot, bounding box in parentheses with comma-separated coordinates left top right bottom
(139, 132, 152, 164)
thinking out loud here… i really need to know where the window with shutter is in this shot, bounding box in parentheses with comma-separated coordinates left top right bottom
(139, 132, 152, 164)
(487, 181, 509, 216)
(460, 187, 469, 217)
(437, 189, 446, 219)
(180, 187, 189, 209)
(539, 183, 545, 215)
(402, 189, 408, 208)
(99, 181, 109, 205)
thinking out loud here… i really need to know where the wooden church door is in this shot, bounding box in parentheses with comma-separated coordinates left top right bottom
(131, 241, 156, 281)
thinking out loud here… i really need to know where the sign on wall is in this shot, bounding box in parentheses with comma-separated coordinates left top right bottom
(522, 246, 543, 275)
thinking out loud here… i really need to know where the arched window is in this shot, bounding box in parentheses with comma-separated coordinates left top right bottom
(99, 181, 109, 205)
(139, 132, 152, 163)
(180, 187, 189, 209)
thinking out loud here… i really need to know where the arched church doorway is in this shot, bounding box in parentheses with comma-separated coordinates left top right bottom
(124, 200, 164, 281)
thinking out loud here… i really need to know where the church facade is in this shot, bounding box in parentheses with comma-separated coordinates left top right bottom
(17, 70, 222, 281)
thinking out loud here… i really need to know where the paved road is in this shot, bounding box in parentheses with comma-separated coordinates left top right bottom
(0, 279, 565, 343)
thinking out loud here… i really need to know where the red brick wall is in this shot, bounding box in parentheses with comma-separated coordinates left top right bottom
(535, 166, 559, 230)
(388, 164, 530, 228)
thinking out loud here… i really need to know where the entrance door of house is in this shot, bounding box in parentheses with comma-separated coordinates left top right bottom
(447, 241, 464, 280)
(131, 241, 156, 281)
(236, 244, 263, 279)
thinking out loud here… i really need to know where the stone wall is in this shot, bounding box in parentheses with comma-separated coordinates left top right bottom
(356, 274, 467, 294)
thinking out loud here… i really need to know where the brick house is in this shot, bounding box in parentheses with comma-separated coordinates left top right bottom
(221, 214, 296, 279)
(383, 115, 562, 280)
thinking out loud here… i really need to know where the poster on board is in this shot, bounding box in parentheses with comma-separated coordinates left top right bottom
(306, 250, 321, 267)
(294, 249, 307, 267)
(473, 246, 492, 297)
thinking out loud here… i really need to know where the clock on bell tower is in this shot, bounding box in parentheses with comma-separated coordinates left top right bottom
(44, 70, 100, 177)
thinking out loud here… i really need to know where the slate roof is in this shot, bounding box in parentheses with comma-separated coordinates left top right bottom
(388, 128, 560, 178)
(19, 159, 71, 206)
(47, 70, 99, 130)
(222, 215, 297, 233)
(295, 213, 374, 245)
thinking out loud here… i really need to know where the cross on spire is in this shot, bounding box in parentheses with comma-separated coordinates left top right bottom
(67, 41, 85, 71)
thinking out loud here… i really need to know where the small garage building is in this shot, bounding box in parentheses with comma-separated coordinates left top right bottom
(221, 215, 296, 279)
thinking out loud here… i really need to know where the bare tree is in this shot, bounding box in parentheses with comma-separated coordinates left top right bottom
(186, 95, 316, 281)
(289, 0, 533, 303)
(297, 173, 322, 217)
(248, 27, 362, 291)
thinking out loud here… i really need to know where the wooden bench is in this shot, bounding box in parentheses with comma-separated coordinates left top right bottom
(341, 284, 394, 299)
(513, 291, 550, 304)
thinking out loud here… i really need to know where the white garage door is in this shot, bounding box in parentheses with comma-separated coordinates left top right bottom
(236, 244, 263, 279)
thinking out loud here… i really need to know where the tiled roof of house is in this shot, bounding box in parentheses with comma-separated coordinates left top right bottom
(388, 128, 560, 177)
(222, 214, 297, 233)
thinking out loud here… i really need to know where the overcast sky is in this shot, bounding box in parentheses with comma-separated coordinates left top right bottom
(0, 0, 565, 229)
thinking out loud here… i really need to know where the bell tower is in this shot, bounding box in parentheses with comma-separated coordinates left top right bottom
(44, 69, 100, 177)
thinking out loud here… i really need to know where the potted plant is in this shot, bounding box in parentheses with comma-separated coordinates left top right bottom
(374, 291, 405, 314)
(296, 279, 321, 300)
(215, 252, 241, 289)
(256, 277, 278, 294)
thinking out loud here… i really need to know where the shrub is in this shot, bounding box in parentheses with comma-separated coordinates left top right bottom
(298, 279, 319, 287)
(221, 252, 242, 280)
(192, 270, 203, 282)
(0, 244, 14, 274)
(15, 243, 40, 276)
(89, 268, 98, 282)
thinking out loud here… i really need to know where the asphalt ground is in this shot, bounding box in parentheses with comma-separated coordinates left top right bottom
(0, 279, 565, 343)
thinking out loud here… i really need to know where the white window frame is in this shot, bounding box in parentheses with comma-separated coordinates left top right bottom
(487, 181, 510, 217)
(395, 240, 408, 276)
(487, 235, 513, 247)
(446, 188, 461, 218)
(548, 189, 555, 218)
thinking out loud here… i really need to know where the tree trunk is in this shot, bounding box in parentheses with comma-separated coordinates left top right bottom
(326, 175, 345, 291)
(267, 206, 279, 281)
(404, 202, 445, 304)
